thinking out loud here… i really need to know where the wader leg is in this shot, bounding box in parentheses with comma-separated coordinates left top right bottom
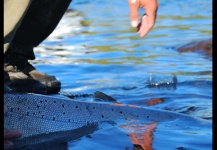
(7, 0, 72, 59)
(4, 0, 72, 94)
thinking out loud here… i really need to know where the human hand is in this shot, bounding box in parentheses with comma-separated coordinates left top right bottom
(4, 130, 22, 149)
(128, 0, 158, 37)
(4, 104, 22, 149)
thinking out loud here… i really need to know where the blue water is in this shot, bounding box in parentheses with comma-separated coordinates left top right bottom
(30, 0, 212, 149)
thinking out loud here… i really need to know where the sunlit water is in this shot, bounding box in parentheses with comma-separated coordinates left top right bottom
(29, 0, 212, 149)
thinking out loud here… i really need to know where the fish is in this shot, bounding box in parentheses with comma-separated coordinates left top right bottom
(4, 91, 211, 149)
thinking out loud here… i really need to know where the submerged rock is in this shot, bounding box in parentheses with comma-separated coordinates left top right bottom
(176, 38, 212, 57)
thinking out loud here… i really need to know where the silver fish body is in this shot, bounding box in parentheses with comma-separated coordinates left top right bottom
(4, 92, 211, 148)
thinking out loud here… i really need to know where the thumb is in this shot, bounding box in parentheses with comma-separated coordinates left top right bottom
(128, 0, 139, 27)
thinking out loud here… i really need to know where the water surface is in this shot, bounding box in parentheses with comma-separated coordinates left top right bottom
(30, 0, 212, 149)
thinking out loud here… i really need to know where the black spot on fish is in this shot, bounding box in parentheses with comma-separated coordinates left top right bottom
(17, 108, 20, 111)
(28, 107, 30, 109)
(176, 146, 187, 150)
(27, 112, 29, 116)
(92, 107, 95, 109)
(111, 109, 114, 111)
(62, 104, 65, 108)
(75, 106, 78, 109)
(40, 100, 43, 103)
(102, 115, 104, 118)
(125, 118, 128, 120)
(119, 111, 123, 114)
(147, 115, 149, 118)
(53, 117, 55, 120)
(54, 101, 56, 103)
(86, 135, 92, 138)
(42, 115, 44, 118)
(38, 111, 41, 114)
(86, 106, 89, 110)
(68, 119, 71, 122)
(63, 112, 65, 115)
(37, 105, 40, 108)
(10, 108, 13, 112)
(45, 100, 47, 102)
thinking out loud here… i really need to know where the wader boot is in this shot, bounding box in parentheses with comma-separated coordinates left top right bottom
(4, 50, 61, 94)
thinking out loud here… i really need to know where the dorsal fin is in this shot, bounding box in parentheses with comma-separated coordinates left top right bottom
(93, 91, 117, 103)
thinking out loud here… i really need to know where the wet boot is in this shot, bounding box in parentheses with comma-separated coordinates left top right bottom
(4, 51, 61, 94)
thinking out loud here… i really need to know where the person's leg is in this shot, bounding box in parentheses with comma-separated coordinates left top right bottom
(4, 0, 72, 94)
(4, 0, 48, 94)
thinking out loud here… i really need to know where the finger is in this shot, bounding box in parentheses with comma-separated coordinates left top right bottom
(139, 14, 156, 37)
(137, 15, 154, 37)
(128, 0, 139, 27)
(137, 0, 158, 37)
(4, 141, 14, 150)
(4, 130, 22, 140)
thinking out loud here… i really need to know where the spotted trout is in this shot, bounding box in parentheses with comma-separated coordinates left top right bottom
(4, 92, 211, 148)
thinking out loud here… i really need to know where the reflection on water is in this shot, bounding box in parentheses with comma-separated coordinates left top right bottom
(29, 0, 212, 149)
